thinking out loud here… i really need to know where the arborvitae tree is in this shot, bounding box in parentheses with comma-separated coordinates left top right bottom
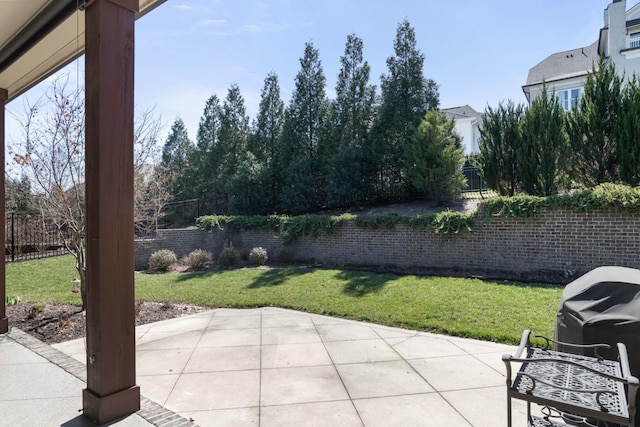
(278, 41, 329, 213)
(160, 118, 195, 198)
(193, 94, 222, 212)
(372, 19, 439, 201)
(218, 84, 250, 175)
(212, 84, 250, 212)
(566, 59, 622, 187)
(328, 34, 377, 208)
(251, 72, 285, 213)
(404, 110, 465, 202)
(197, 94, 222, 155)
(333, 34, 376, 150)
(161, 118, 192, 170)
(478, 101, 524, 196)
(617, 76, 640, 186)
(518, 84, 568, 196)
(252, 72, 284, 164)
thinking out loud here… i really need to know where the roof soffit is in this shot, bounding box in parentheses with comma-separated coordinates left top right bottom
(0, 0, 166, 102)
(0, 1, 50, 52)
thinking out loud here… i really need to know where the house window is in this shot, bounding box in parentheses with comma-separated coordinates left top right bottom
(554, 88, 582, 111)
(570, 88, 581, 108)
(630, 32, 640, 48)
(557, 91, 569, 110)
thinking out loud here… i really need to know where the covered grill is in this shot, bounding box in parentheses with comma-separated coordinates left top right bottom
(555, 266, 640, 423)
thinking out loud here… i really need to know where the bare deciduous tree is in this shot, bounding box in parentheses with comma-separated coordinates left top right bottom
(134, 163, 176, 238)
(10, 77, 164, 309)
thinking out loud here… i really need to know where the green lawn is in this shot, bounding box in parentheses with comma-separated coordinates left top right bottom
(6, 255, 563, 345)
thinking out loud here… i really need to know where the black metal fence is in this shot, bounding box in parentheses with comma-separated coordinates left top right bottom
(5, 213, 71, 262)
(461, 165, 487, 193)
(157, 199, 201, 230)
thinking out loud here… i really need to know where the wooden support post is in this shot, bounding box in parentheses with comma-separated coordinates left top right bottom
(82, 0, 139, 423)
(0, 88, 7, 334)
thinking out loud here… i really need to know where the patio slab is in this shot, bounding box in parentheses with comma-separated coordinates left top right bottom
(0, 307, 532, 426)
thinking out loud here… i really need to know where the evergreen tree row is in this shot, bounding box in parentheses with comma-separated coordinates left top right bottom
(479, 59, 640, 197)
(160, 20, 463, 215)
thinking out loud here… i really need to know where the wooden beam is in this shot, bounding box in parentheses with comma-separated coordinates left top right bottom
(82, 0, 139, 423)
(0, 88, 7, 334)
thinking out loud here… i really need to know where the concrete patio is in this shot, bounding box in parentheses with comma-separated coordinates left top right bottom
(0, 307, 530, 426)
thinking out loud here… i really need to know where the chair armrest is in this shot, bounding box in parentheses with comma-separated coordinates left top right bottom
(512, 329, 531, 359)
(502, 330, 531, 382)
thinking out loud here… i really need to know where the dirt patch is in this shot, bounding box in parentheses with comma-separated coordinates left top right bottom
(6, 301, 208, 344)
(357, 199, 480, 216)
(325, 198, 481, 217)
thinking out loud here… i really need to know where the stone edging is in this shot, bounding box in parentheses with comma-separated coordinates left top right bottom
(7, 328, 198, 427)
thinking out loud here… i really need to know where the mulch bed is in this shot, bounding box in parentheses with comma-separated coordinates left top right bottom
(6, 301, 208, 344)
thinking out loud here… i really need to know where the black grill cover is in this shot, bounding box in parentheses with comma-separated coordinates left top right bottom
(555, 266, 640, 424)
(555, 266, 640, 366)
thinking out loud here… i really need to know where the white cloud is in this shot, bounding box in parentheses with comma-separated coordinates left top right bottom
(241, 24, 262, 33)
(238, 22, 288, 34)
(172, 4, 193, 11)
(201, 18, 226, 26)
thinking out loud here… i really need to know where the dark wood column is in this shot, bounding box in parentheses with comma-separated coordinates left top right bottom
(82, 0, 139, 423)
(0, 88, 7, 335)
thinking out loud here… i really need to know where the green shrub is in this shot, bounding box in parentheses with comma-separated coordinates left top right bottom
(148, 249, 178, 272)
(218, 247, 240, 267)
(276, 247, 295, 263)
(183, 249, 213, 270)
(249, 247, 268, 266)
(239, 248, 250, 261)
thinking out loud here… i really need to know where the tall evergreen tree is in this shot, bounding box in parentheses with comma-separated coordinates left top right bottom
(160, 118, 194, 199)
(218, 84, 250, 174)
(252, 72, 284, 164)
(333, 34, 376, 150)
(518, 84, 568, 196)
(278, 41, 329, 213)
(5, 174, 35, 213)
(478, 101, 523, 197)
(217, 84, 250, 212)
(617, 76, 640, 186)
(328, 34, 377, 207)
(372, 19, 439, 200)
(250, 73, 285, 213)
(197, 94, 221, 155)
(566, 59, 622, 187)
(194, 94, 222, 212)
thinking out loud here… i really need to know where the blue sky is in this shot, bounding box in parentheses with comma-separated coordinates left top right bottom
(5, 0, 615, 144)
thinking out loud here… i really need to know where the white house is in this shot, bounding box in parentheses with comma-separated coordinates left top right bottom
(442, 105, 483, 155)
(523, 0, 640, 110)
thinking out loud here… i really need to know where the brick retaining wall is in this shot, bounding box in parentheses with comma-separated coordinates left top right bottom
(134, 208, 640, 280)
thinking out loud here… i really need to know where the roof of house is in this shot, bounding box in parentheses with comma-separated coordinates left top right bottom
(524, 40, 600, 88)
(628, 1, 640, 21)
(442, 105, 483, 121)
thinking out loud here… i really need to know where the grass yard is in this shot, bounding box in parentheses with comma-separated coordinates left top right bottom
(6, 255, 563, 345)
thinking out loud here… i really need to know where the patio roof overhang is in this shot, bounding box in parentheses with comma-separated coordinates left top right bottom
(0, 0, 164, 102)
